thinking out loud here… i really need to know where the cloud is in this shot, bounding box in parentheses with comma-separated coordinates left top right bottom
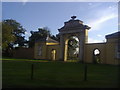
(88, 3, 102, 9)
(97, 34, 102, 37)
(22, 0, 28, 5)
(88, 13, 117, 31)
(87, 4, 118, 32)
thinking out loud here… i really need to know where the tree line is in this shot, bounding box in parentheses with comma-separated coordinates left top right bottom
(1, 19, 78, 58)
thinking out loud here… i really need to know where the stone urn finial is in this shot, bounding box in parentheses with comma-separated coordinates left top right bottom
(71, 16, 76, 20)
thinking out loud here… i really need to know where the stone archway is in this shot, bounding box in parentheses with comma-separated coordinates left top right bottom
(51, 49, 56, 61)
(64, 35, 79, 61)
(58, 16, 91, 62)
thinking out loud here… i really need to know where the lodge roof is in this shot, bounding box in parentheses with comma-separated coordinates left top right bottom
(105, 31, 120, 39)
(35, 36, 59, 43)
(58, 16, 91, 32)
(46, 36, 59, 43)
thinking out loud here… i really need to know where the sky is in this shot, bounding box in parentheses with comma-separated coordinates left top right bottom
(2, 1, 119, 43)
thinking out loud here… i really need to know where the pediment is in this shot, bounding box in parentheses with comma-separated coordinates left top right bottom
(58, 16, 90, 33)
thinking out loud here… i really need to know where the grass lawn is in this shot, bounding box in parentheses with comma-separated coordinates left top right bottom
(2, 58, 120, 88)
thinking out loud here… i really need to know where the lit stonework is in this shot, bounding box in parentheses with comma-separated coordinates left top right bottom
(58, 16, 90, 62)
(13, 16, 120, 65)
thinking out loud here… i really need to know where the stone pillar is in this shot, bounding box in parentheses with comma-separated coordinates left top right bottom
(60, 34, 64, 61)
(85, 29, 88, 43)
(78, 32, 85, 63)
(64, 38, 68, 61)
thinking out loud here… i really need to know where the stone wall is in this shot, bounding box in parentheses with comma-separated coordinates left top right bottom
(13, 47, 34, 59)
(85, 43, 106, 64)
(46, 45, 60, 60)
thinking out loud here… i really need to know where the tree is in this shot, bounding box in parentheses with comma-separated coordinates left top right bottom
(29, 27, 51, 47)
(2, 23, 16, 50)
(68, 37, 79, 60)
(0, 22, 2, 41)
(0, 22, 2, 55)
(51, 34, 60, 42)
(2, 19, 26, 47)
(2, 19, 26, 56)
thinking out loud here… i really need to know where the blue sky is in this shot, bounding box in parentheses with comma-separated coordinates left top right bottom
(2, 1, 118, 43)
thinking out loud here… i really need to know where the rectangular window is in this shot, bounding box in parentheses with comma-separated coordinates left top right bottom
(38, 45, 42, 56)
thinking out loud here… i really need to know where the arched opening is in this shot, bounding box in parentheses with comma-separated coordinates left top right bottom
(93, 48, 101, 64)
(64, 36, 79, 62)
(51, 49, 56, 61)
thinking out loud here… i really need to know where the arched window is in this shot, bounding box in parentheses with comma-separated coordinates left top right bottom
(94, 49, 100, 55)
(93, 48, 101, 64)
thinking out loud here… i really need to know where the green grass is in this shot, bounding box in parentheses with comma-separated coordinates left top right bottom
(2, 58, 120, 88)
(1, 57, 49, 62)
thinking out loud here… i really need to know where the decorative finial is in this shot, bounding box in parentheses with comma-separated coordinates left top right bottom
(71, 16, 76, 20)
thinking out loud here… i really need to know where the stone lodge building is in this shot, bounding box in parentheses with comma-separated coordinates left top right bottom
(13, 16, 120, 65)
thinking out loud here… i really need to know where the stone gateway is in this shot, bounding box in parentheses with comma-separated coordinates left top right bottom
(13, 16, 120, 65)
